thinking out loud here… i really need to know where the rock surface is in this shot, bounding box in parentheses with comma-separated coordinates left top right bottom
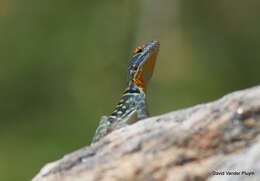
(32, 86, 260, 181)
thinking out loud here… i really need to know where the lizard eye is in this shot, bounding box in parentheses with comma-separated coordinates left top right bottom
(133, 45, 145, 56)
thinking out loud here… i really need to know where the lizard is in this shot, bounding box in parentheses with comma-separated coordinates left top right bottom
(92, 40, 160, 143)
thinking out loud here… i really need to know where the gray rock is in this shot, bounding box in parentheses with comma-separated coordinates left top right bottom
(32, 86, 260, 181)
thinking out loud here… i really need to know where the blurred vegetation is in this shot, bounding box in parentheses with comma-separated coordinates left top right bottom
(0, 0, 260, 180)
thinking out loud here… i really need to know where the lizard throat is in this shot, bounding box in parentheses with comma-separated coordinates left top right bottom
(133, 78, 146, 91)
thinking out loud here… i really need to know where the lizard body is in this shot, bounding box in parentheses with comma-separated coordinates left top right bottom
(92, 40, 160, 143)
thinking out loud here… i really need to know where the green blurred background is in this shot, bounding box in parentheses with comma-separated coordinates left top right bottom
(1, 0, 260, 180)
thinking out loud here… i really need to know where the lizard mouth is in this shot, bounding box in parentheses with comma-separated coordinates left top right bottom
(138, 40, 159, 66)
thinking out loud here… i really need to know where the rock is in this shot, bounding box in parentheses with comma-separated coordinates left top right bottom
(32, 86, 260, 181)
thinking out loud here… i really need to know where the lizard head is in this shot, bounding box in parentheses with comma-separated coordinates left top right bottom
(127, 40, 160, 91)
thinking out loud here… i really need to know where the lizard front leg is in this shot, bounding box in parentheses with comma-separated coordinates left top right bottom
(136, 91, 149, 120)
